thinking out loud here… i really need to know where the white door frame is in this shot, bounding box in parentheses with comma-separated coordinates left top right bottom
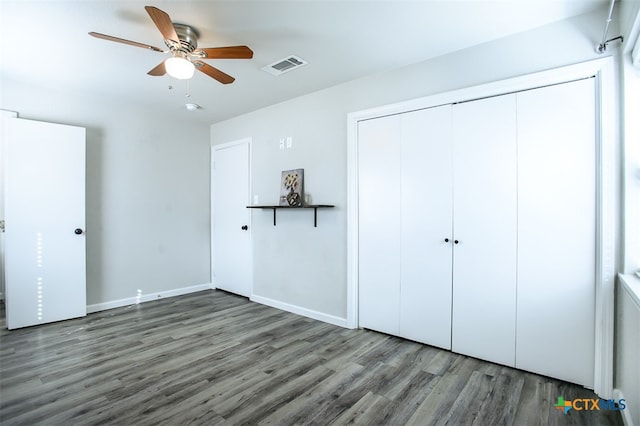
(347, 57, 617, 398)
(0, 110, 18, 301)
(211, 137, 253, 296)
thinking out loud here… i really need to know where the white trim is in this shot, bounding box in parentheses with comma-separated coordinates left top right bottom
(613, 388, 634, 426)
(593, 57, 617, 399)
(86, 283, 214, 313)
(347, 59, 611, 123)
(347, 57, 617, 397)
(346, 111, 359, 329)
(628, 2, 640, 68)
(0, 110, 18, 118)
(619, 273, 640, 310)
(251, 294, 349, 328)
(210, 138, 253, 297)
(0, 111, 18, 304)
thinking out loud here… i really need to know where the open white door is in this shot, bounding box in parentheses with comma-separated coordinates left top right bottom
(4, 118, 86, 329)
(211, 139, 252, 297)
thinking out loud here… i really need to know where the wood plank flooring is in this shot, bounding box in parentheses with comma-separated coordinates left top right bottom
(0, 290, 622, 425)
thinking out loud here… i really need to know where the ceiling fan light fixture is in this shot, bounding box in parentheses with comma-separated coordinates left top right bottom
(165, 56, 195, 80)
(89, 6, 252, 85)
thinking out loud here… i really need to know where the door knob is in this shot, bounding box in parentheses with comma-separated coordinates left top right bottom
(444, 238, 450, 243)
(241, 225, 248, 231)
(454, 239, 459, 244)
(74, 228, 84, 235)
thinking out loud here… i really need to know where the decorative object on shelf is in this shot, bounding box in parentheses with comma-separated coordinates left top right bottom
(279, 168, 304, 206)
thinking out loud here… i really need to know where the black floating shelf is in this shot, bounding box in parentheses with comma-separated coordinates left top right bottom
(246, 205, 335, 227)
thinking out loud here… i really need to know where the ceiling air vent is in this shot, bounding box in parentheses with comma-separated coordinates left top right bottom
(262, 55, 308, 76)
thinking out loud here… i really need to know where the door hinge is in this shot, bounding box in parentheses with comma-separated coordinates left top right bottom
(0, 220, 4, 232)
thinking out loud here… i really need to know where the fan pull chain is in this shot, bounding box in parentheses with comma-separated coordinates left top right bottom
(185, 79, 191, 98)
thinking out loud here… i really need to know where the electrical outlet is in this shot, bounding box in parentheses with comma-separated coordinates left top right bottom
(253, 195, 259, 204)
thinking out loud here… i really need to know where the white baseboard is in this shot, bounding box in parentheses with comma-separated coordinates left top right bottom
(613, 388, 635, 426)
(250, 294, 349, 328)
(86, 283, 214, 313)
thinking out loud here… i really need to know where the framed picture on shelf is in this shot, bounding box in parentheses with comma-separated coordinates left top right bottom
(279, 168, 304, 206)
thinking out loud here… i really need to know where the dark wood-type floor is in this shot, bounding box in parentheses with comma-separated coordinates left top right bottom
(0, 290, 622, 425)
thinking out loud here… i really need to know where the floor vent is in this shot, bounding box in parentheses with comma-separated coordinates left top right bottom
(262, 55, 308, 76)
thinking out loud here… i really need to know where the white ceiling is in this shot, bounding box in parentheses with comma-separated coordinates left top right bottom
(1, 0, 607, 125)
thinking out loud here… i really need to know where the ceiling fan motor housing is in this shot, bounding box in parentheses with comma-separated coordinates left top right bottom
(167, 24, 199, 55)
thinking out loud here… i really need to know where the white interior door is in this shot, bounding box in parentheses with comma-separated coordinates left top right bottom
(212, 140, 252, 297)
(451, 94, 518, 366)
(516, 78, 596, 387)
(400, 106, 453, 349)
(358, 115, 401, 336)
(4, 118, 86, 330)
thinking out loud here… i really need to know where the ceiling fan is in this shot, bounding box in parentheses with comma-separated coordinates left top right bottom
(89, 5, 253, 84)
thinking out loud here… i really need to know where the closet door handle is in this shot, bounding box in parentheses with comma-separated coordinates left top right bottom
(454, 240, 459, 244)
(444, 238, 450, 243)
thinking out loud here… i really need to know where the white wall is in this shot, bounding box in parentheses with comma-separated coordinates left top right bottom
(0, 80, 211, 307)
(211, 7, 615, 321)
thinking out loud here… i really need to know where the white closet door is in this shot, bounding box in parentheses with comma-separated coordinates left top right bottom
(400, 106, 453, 349)
(358, 115, 401, 335)
(451, 94, 517, 366)
(516, 78, 596, 387)
(212, 140, 252, 297)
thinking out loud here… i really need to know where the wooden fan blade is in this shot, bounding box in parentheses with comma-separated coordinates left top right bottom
(147, 61, 166, 76)
(193, 61, 235, 84)
(144, 6, 179, 42)
(88, 32, 164, 52)
(196, 46, 254, 59)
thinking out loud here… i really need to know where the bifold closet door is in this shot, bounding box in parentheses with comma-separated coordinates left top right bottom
(451, 94, 518, 367)
(358, 115, 401, 336)
(516, 78, 596, 387)
(400, 106, 453, 349)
